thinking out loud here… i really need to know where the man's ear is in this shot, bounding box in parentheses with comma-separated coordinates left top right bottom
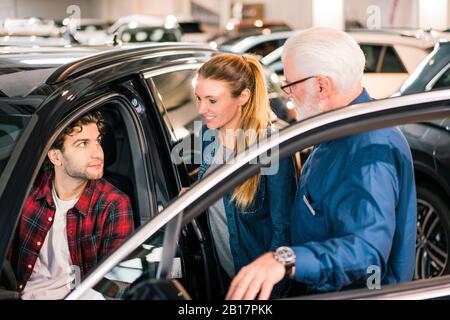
(47, 149, 63, 167)
(317, 76, 333, 100)
(239, 88, 251, 107)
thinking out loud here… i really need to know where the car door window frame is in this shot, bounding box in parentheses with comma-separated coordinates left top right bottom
(103, 95, 155, 224)
(143, 64, 204, 185)
(143, 63, 203, 143)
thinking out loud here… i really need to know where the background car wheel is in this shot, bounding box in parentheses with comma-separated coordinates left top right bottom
(415, 185, 450, 279)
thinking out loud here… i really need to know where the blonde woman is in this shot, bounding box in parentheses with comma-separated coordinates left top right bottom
(195, 53, 297, 298)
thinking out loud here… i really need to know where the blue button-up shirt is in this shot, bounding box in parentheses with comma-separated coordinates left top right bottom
(291, 89, 416, 292)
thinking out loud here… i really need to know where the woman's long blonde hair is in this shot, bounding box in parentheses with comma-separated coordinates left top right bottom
(198, 53, 271, 210)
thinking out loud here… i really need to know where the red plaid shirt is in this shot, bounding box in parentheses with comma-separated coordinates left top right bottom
(8, 172, 134, 291)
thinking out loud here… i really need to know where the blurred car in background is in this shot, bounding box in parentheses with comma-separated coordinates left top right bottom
(259, 30, 436, 98)
(392, 42, 450, 279)
(0, 35, 70, 47)
(0, 17, 60, 37)
(208, 19, 292, 49)
(0, 17, 70, 47)
(66, 18, 113, 45)
(227, 19, 292, 35)
(177, 19, 212, 43)
(118, 24, 182, 44)
(397, 41, 450, 95)
(109, 15, 176, 35)
(219, 31, 292, 57)
(109, 15, 182, 45)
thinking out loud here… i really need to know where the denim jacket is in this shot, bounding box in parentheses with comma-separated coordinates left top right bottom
(197, 125, 297, 289)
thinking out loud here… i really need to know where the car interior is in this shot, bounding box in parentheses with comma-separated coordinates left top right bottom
(98, 105, 139, 227)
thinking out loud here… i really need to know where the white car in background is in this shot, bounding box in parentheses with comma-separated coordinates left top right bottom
(0, 18, 60, 37)
(67, 19, 112, 46)
(177, 19, 214, 43)
(351, 31, 437, 98)
(225, 30, 439, 99)
(66, 15, 182, 46)
(219, 31, 294, 57)
(0, 17, 71, 47)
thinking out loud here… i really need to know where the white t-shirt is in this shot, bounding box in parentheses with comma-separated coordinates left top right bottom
(21, 188, 79, 300)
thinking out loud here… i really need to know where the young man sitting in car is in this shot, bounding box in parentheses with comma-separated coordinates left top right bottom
(8, 111, 134, 300)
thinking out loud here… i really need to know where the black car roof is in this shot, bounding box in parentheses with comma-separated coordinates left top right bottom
(47, 42, 213, 84)
(398, 41, 450, 96)
(0, 43, 213, 78)
(0, 43, 214, 110)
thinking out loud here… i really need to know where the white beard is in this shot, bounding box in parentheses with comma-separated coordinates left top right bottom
(294, 87, 327, 121)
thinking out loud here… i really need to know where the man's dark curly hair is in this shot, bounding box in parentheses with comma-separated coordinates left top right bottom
(43, 111, 105, 171)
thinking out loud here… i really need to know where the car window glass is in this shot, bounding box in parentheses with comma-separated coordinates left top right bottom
(381, 46, 407, 73)
(152, 69, 201, 143)
(147, 69, 202, 178)
(135, 31, 148, 42)
(433, 67, 450, 90)
(149, 66, 292, 179)
(149, 69, 200, 143)
(360, 44, 382, 73)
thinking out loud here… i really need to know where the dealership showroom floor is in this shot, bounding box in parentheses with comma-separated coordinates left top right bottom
(0, 0, 450, 302)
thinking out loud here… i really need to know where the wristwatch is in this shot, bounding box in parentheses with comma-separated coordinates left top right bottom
(273, 246, 296, 278)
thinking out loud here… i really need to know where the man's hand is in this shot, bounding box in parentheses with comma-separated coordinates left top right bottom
(226, 252, 285, 300)
(179, 187, 189, 195)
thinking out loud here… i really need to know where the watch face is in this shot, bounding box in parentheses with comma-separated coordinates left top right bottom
(276, 246, 295, 264)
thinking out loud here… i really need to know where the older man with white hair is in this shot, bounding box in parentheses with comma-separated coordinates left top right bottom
(226, 27, 416, 300)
